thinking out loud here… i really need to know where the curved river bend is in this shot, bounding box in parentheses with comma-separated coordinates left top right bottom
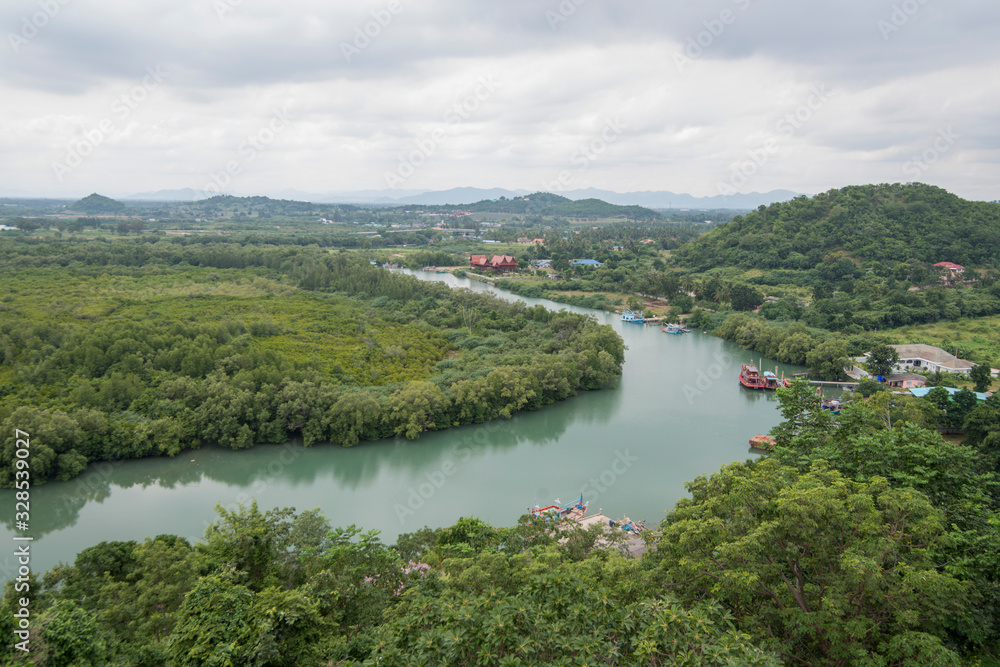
(1, 271, 806, 575)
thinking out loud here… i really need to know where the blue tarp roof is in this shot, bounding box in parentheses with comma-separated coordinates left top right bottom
(570, 259, 604, 266)
(909, 386, 989, 402)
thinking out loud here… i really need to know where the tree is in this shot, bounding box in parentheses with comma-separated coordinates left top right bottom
(771, 378, 831, 450)
(730, 284, 764, 311)
(14, 218, 40, 232)
(653, 459, 968, 666)
(970, 363, 992, 393)
(865, 342, 899, 379)
(806, 339, 848, 380)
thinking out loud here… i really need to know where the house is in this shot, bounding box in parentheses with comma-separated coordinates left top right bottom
(933, 262, 966, 285)
(488, 255, 518, 273)
(909, 386, 988, 403)
(532, 238, 545, 244)
(570, 259, 604, 267)
(892, 344, 975, 375)
(933, 261, 965, 277)
(470, 254, 517, 273)
(884, 372, 926, 389)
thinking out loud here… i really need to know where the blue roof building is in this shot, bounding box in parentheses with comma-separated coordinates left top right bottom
(909, 386, 989, 403)
(570, 259, 604, 267)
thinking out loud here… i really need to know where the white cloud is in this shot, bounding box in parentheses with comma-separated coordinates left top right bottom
(0, 0, 997, 199)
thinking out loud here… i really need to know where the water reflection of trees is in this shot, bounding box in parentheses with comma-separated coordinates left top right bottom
(0, 386, 621, 536)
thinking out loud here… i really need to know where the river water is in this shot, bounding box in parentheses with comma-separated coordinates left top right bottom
(1, 271, 806, 576)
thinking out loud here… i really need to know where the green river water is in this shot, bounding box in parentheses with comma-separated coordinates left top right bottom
(1, 271, 808, 576)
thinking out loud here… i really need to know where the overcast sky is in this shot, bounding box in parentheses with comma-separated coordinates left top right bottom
(1, 0, 997, 201)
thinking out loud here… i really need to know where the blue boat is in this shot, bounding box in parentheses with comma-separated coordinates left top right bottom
(661, 323, 689, 334)
(621, 308, 644, 323)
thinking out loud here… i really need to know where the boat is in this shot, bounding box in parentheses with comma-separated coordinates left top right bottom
(820, 397, 842, 414)
(621, 308, 644, 324)
(436, 269, 448, 273)
(421, 266, 435, 271)
(608, 515, 646, 534)
(661, 323, 688, 334)
(739, 362, 786, 390)
(749, 434, 776, 450)
(529, 493, 589, 522)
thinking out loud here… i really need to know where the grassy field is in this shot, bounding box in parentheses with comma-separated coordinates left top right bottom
(888, 316, 1000, 366)
(0, 265, 448, 386)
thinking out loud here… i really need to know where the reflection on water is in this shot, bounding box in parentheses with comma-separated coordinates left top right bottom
(0, 270, 800, 574)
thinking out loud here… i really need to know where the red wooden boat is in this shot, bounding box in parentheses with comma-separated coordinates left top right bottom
(739, 363, 790, 390)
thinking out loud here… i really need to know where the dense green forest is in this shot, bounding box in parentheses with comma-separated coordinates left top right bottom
(0, 239, 624, 486)
(2, 383, 997, 665)
(674, 183, 1000, 269)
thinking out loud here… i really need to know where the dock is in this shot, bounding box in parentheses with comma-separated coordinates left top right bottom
(808, 380, 858, 388)
(573, 512, 650, 558)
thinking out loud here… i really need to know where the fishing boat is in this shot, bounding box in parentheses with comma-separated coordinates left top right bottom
(436, 268, 448, 273)
(739, 362, 788, 390)
(661, 323, 688, 334)
(621, 308, 644, 324)
(749, 434, 776, 450)
(529, 493, 589, 522)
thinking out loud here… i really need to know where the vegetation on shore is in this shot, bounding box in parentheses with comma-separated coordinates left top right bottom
(0, 240, 624, 486)
(2, 381, 997, 665)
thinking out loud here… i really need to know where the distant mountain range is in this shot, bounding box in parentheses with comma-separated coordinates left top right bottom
(115, 186, 802, 209)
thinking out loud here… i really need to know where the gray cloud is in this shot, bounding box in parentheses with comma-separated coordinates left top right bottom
(0, 0, 997, 199)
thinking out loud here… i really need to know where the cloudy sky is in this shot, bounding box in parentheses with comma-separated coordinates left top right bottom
(1, 0, 997, 201)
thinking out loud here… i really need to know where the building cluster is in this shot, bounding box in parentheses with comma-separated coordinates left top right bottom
(849, 343, 984, 389)
(469, 254, 517, 273)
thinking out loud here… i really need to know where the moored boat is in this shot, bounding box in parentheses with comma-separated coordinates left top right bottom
(529, 493, 589, 521)
(749, 434, 776, 450)
(661, 323, 686, 334)
(740, 362, 787, 389)
(621, 308, 644, 324)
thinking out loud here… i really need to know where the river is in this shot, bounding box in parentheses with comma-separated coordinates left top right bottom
(0, 271, 806, 576)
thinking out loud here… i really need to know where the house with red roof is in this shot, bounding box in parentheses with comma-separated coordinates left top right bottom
(933, 261, 965, 285)
(469, 254, 517, 273)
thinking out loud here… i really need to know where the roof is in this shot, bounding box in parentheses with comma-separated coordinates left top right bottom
(933, 261, 965, 270)
(892, 344, 974, 370)
(885, 372, 925, 382)
(570, 259, 604, 266)
(490, 254, 516, 265)
(909, 386, 988, 402)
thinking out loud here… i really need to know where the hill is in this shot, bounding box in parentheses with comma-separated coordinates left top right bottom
(70, 193, 126, 214)
(673, 183, 1000, 270)
(404, 192, 663, 221)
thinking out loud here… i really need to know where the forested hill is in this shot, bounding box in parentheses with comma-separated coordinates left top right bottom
(401, 192, 664, 221)
(673, 183, 1000, 270)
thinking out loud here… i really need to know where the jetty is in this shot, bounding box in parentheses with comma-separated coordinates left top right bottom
(575, 512, 650, 558)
